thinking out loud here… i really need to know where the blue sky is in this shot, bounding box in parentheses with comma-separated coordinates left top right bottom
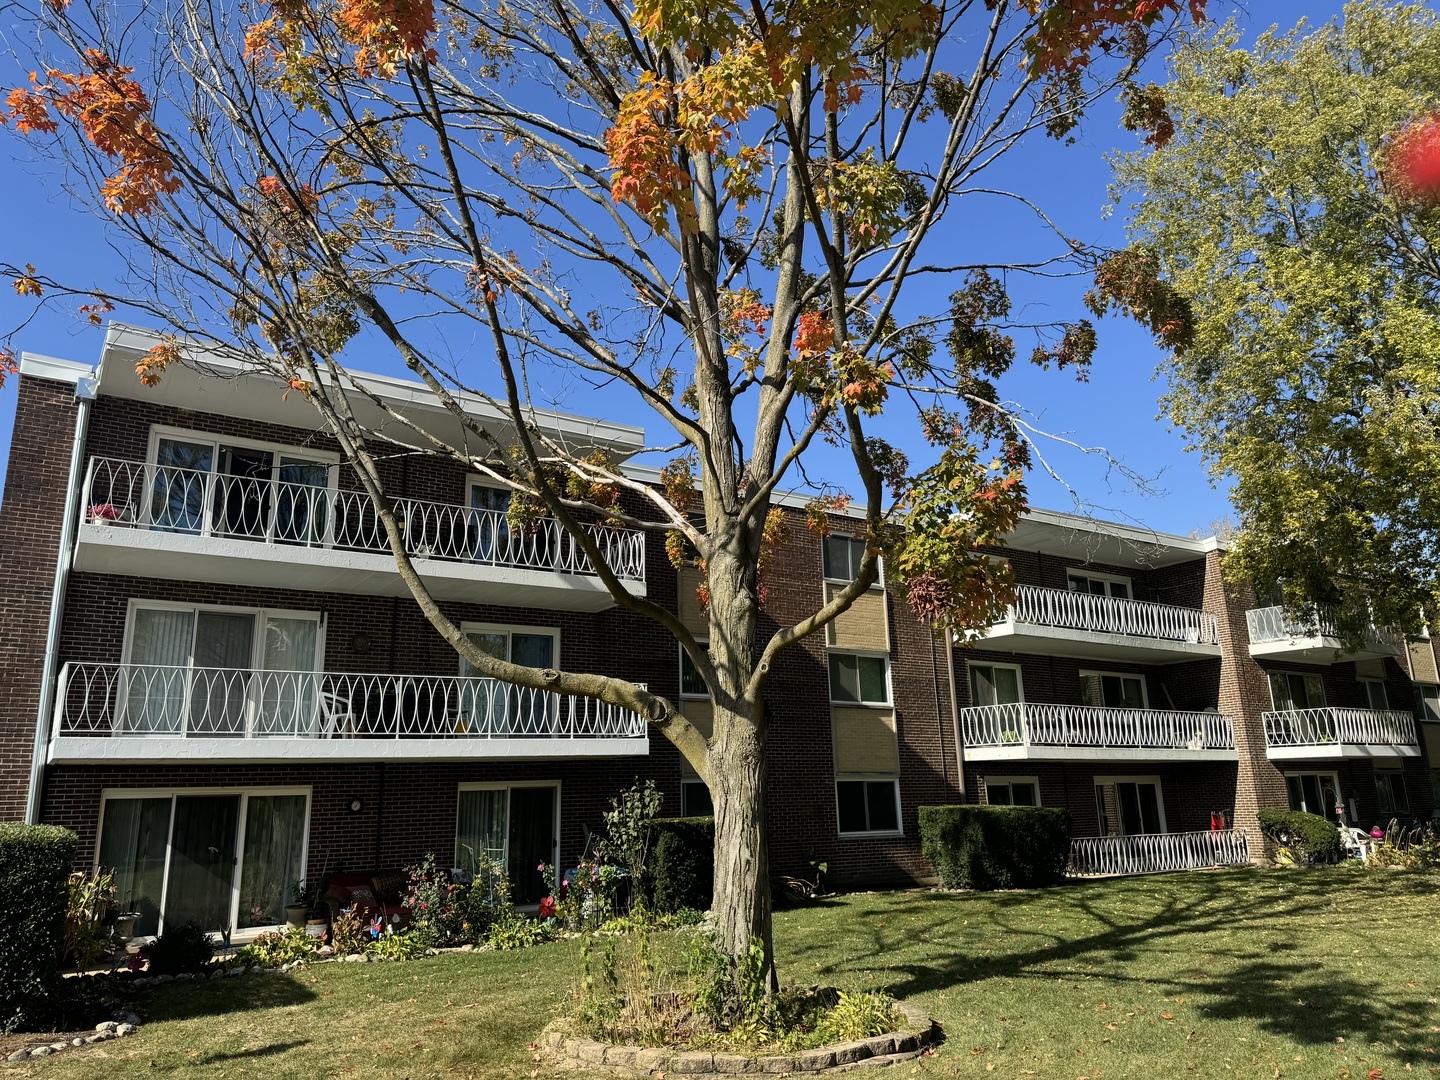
(0, 2, 1353, 538)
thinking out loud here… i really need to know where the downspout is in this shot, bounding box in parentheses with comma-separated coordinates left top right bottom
(25, 371, 98, 824)
(944, 630, 966, 803)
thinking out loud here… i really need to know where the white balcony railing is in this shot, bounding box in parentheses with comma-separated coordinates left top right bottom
(54, 663, 648, 742)
(1069, 829, 1250, 877)
(81, 457, 646, 583)
(1003, 585, 1218, 645)
(959, 702, 1234, 751)
(1245, 606, 1402, 650)
(1262, 707, 1418, 749)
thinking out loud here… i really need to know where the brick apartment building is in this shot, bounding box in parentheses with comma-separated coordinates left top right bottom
(1, 323, 1437, 938)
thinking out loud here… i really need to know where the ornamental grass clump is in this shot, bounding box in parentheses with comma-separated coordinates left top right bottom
(568, 923, 901, 1053)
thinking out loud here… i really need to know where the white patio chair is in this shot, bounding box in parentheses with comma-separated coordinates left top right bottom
(318, 691, 357, 739)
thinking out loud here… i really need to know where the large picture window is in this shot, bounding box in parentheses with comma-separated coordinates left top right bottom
(986, 776, 1040, 806)
(97, 787, 309, 937)
(147, 428, 335, 545)
(458, 624, 560, 735)
(1269, 671, 1326, 711)
(456, 784, 559, 905)
(121, 602, 322, 736)
(1079, 671, 1147, 710)
(969, 663, 1022, 706)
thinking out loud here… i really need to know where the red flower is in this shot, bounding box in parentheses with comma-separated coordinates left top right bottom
(538, 896, 556, 919)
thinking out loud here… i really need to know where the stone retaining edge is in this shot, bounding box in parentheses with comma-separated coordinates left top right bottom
(544, 1000, 939, 1076)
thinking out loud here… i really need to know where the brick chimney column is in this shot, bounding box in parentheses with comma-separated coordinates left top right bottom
(1204, 548, 1288, 858)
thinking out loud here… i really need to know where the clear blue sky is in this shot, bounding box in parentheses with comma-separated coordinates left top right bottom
(0, 3, 1351, 538)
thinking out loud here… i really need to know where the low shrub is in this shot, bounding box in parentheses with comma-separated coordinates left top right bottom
(234, 927, 319, 968)
(643, 817, 714, 913)
(918, 805, 1072, 890)
(1257, 809, 1342, 864)
(402, 853, 466, 946)
(366, 929, 430, 961)
(0, 823, 78, 1032)
(814, 990, 902, 1044)
(485, 911, 559, 950)
(146, 920, 216, 975)
(329, 906, 369, 956)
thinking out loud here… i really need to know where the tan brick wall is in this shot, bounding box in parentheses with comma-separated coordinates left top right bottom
(831, 706, 898, 774)
(675, 566, 707, 636)
(823, 584, 889, 651)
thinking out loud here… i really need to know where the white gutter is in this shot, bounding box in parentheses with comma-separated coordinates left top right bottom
(24, 359, 98, 823)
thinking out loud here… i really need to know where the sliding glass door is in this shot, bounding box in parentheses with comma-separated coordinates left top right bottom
(96, 789, 309, 936)
(455, 784, 558, 905)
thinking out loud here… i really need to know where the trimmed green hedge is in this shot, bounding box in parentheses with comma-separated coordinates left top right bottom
(1256, 808, 1342, 863)
(642, 816, 713, 913)
(919, 805, 1072, 890)
(0, 823, 77, 1032)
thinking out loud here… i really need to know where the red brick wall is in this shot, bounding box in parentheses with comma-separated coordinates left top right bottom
(0, 375, 83, 820)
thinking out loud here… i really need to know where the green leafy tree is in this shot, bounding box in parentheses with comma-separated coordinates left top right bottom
(2, 0, 1202, 988)
(1110, 1, 1440, 643)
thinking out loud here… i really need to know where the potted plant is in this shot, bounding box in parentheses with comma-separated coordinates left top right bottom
(1000, 729, 1022, 744)
(88, 502, 120, 525)
(285, 880, 309, 929)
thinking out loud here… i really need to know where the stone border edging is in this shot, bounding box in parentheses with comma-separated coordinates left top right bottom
(5, 1014, 143, 1063)
(544, 1000, 939, 1075)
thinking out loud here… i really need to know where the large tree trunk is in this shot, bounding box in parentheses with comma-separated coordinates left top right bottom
(709, 702, 773, 984)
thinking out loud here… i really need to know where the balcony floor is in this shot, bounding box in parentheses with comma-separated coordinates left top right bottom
(48, 734, 649, 764)
(1265, 743, 1421, 761)
(964, 744, 1237, 763)
(75, 523, 644, 610)
(978, 622, 1221, 665)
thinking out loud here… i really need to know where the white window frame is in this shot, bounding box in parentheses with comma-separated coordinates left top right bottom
(1358, 677, 1389, 712)
(984, 775, 1042, 807)
(679, 640, 710, 700)
(95, 785, 311, 941)
(822, 535, 883, 588)
(827, 650, 893, 706)
(1066, 568, 1132, 599)
(1375, 770, 1408, 816)
(457, 622, 561, 674)
(455, 781, 562, 904)
(1283, 770, 1343, 818)
(834, 775, 903, 837)
(1269, 670, 1327, 711)
(122, 599, 326, 673)
(1078, 669, 1150, 710)
(968, 661, 1025, 706)
(1416, 684, 1440, 723)
(1094, 774, 1168, 835)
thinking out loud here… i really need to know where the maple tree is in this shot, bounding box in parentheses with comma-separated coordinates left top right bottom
(1112, 1, 1440, 648)
(2, 0, 1202, 990)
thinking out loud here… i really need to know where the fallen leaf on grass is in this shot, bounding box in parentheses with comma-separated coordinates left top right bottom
(1161, 1013, 1174, 1020)
(970, 1047, 989, 1055)
(527, 1042, 540, 1051)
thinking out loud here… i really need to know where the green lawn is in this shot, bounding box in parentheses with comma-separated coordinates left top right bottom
(12, 865, 1439, 1079)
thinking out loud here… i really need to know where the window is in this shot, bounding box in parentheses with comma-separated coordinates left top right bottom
(823, 536, 872, 582)
(121, 602, 322, 736)
(1067, 571, 1131, 600)
(969, 663, 1022, 706)
(459, 624, 560, 735)
(1285, 772, 1341, 818)
(1079, 671, 1147, 710)
(1095, 777, 1165, 835)
(679, 642, 709, 698)
(97, 787, 309, 937)
(986, 777, 1040, 807)
(1376, 771, 1408, 816)
(1359, 679, 1389, 711)
(1415, 684, 1440, 722)
(828, 653, 890, 705)
(836, 779, 900, 834)
(147, 428, 335, 545)
(1269, 671, 1326, 711)
(456, 784, 558, 905)
(682, 780, 714, 818)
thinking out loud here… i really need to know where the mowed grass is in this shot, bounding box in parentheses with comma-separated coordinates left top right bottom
(10, 865, 1439, 1079)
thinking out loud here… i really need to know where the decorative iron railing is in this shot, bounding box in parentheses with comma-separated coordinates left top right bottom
(81, 457, 646, 582)
(1068, 829, 1250, 877)
(959, 702, 1234, 751)
(1245, 606, 1402, 650)
(1261, 707, 1418, 748)
(1002, 585, 1218, 644)
(53, 663, 648, 741)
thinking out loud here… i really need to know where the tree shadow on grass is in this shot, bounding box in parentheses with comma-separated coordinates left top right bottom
(125, 974, 317, 1023)
(190, 1039, 309, 1064)
(785, 868, 1440, 1066)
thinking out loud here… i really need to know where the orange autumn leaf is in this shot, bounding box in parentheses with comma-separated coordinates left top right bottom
(135, 338, 181, 387)
(335, 0, 439, 78)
